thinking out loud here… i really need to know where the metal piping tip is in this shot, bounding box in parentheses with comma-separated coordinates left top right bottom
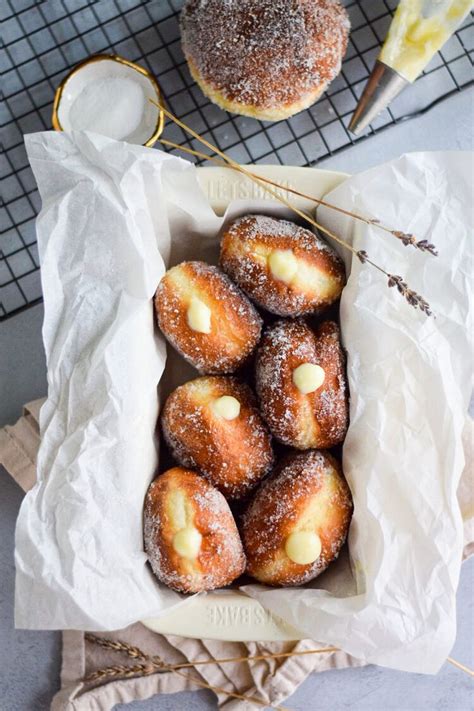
(349, 61, 410, 136)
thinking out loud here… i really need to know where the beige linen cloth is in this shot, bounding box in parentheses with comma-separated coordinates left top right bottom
(1, 399, 473, 710)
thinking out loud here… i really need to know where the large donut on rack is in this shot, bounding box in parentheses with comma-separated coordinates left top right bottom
(241, 450, 353, 586)
(161, 376, 273, 500)
(219, 215, 345, 317)
(144, 467, 246, 593)
(155, 261, 262, 374)
(180, 0, 350, 121)
(255, 319, 348, 449)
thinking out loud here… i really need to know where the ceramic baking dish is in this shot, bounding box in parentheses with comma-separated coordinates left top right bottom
(142, 163, 348, 642)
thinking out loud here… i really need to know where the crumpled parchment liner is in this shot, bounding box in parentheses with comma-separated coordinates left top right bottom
(15, 133, 472, 674)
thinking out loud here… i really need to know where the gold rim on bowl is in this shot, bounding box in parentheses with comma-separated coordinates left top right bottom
(52, 53, 165, 147)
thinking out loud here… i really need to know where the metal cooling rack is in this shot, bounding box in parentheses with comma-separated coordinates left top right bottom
(1, 0, 473, 321)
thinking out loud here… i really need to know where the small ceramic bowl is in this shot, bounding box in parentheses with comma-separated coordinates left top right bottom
(52, 54, 164, 147)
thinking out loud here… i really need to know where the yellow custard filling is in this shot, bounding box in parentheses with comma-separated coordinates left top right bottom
(380, 0, 473, 81)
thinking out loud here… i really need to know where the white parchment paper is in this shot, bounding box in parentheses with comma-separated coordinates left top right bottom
(244, 151, 473, 672)
(15, 133, 472, 673)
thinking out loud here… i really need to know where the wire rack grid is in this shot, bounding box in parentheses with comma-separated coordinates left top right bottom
(1, 0, 473, 321)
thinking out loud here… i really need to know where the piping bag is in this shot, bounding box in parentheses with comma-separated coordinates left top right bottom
(349, 0, 473, 134)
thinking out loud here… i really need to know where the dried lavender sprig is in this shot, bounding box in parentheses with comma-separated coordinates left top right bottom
(160, 138, 438, 256)
(154, 105, 433, 317)
(391, 230, 438, 255)
(357, 253, 433, 315)
(357, 250, 369, 264)
(387, 275, 433, 316)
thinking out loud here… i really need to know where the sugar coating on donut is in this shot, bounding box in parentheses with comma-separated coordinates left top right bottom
(242, 450, 353, 586)
(181, 0, 350, 119)
(155, 261, 262, 374)
(144, 468, 245, 592)
(162, 376, 274, 500)
(220, 215, 345, 316)
(256, 319, 348, 448)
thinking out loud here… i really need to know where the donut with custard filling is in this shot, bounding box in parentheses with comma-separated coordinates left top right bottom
(220, 215, 345, 317)
(155, 261, 262, 374)
(161, 376, 273, 500)
(255, 319, 348, 449)
(144, 467, 246, 593)
(241, 450, 352, 586)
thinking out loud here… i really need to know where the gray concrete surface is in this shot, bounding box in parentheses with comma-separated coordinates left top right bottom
(1, 89, 473, 710)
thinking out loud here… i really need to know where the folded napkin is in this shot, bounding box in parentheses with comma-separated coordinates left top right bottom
(1, 399, 473, 710)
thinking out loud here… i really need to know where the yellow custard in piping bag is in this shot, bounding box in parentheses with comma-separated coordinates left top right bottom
(379, 0, 473, 82)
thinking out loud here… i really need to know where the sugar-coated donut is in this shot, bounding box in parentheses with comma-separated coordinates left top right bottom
(144, 467, 246, 593)
(155, 261, 262, 374)
(220, 215, 345, 317)
(256, 319, 348, 449)
(180, 0, 350, 121)
(241, 450, 352, 586)
(162, 376, 273, 500)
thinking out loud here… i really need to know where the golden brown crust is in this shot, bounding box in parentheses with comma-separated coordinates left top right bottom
(219, 215, 345, 316)
(186, 57, 327, 121)
(161, 376, 273, 500)
(180, 0, 350, 119)
(154, 261, 262, 374)
(255, 319, 348, 449)
(144, 467, 246, 593)
(241, 450, 353, 586)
